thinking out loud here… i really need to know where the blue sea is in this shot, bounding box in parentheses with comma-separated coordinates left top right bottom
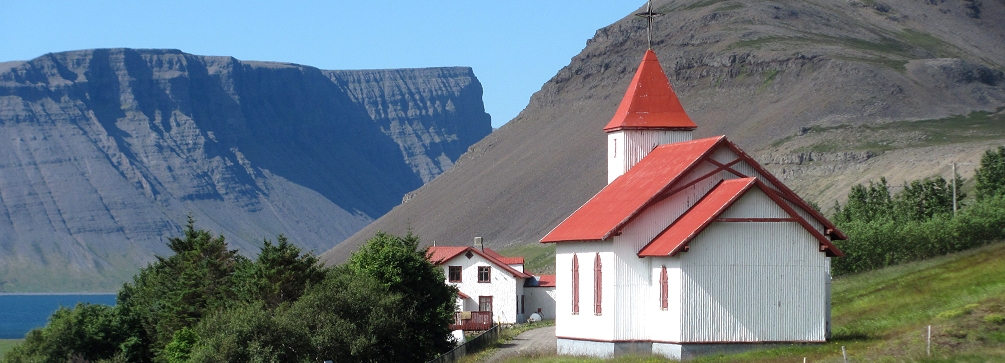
(0, 294, 117, 339)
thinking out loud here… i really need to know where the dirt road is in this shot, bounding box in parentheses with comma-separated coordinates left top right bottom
(481, 325, 556, 363)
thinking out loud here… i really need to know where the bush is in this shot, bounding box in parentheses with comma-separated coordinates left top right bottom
(985, 313, 1005, 325)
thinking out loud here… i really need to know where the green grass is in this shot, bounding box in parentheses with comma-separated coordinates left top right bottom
(500, 243, 556, 275)
(495, 241, 1005, 362)
(0, 340, 23, 360)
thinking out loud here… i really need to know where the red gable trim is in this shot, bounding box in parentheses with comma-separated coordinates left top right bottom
(603, 49, 697, 132)
(457, 291, 471, 300)
(638, 178, 756, 256)
(637, 178, 843, 257)
(540, 136, 725, 243)
(426, 246, 532, 279)
(718, 140, 848, 240)
(540, 136, 846, 244)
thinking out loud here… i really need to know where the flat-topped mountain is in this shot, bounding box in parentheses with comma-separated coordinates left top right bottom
(0, 48, 491, 291)
(321, 0, 1005, 265)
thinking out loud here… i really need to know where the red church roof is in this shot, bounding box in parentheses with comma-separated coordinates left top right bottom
(603, 49, 697, 132)
(540, 136, 846, 252)
(540, 136, 725, 242)
(426, 246, 532, 278)
(637, 178, 843, 257)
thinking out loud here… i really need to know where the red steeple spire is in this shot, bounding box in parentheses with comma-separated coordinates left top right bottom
(603, 49, 697, 132)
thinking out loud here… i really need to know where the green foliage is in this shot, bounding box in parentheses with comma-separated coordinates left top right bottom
(3, 303, 124, 363)
(975, 146, 1005, 200)
(346, 231, 458, 362)
(833, 178, 893, 224)
(187, 304, 307, 363)
(833, 194, 1005, 275)
(116, 217, 250, 362)
(985, 313, 1005, 325)
(243, 235, 324, 309)
(831, 156, 1004, 276)
(162, 328, 197, 363)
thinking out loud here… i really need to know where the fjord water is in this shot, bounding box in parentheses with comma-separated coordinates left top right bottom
(0, 294, 116, 339)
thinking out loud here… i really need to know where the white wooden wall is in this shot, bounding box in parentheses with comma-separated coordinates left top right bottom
(608, 130, 692, 183)
(677, 190, 829, 342)
(555, 241, 614, 341)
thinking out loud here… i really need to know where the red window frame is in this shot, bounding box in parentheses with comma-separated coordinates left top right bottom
(479, 296, 493, 312)
(594, 253, 602, 315)
(477, 266, 491, 283)
(572, 254, 579, 315)
(660, 265, 668, 310)
(448, 266, 462, 282)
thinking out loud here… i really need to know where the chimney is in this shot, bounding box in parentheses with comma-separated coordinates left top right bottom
(473, 236, 484, 251)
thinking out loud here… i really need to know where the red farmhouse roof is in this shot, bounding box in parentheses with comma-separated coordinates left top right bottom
(457, 291, 471, 300)
(426, 246, 531, 279)
(540, 136, 846, 248)
(525, 275, 556, 288)
(481, 248, 525, 266)
(603, 49, 697, 132)
(637, 178, 843, 257)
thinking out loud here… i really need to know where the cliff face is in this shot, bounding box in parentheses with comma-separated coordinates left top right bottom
(322, 0, 1005, 264)
(0, 48, 491, 291)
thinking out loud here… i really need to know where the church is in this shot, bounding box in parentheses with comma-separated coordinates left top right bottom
(540, 47, 846, 360)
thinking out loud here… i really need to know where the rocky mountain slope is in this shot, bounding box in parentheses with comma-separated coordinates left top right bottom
(322, 0, 1005, 263)
(0, 48, 491, 291)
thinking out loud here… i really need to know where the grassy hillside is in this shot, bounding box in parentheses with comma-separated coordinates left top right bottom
(499, 241, 1005, 362)
(0, 340, 22, 360)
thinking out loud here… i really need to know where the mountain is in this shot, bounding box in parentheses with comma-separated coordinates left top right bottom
(0, 48, 491, 291)
(321, 0, 1005, 264)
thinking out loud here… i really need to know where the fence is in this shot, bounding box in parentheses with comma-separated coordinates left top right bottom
(427, 325, 500, 363)
(450, 311, 493, 331)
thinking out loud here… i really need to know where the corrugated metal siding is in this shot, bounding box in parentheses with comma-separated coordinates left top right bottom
(609, 130, 692, 183)
(719, 188, 789, 219)
(729, 157, 827, 234)
(649, 257, 683, 343)
(680, 222, 827, 342)
(555, 242, 615, 341)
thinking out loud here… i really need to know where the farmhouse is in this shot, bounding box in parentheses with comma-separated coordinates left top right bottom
(427, 238, 556, 328)
(540, 49, 846, 360)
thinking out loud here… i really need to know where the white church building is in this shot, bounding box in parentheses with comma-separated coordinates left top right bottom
(540, 49, 846, 360)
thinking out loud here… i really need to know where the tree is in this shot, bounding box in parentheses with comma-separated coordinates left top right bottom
(243, 235, 324, 309)
(116, 217, 249, 362)
(834, 178, 894, 224)
(975, 146, 1005, 200)
(3, 303, 124, 363)
(894, 176, 962, 221)
(346, 232, 457, 362)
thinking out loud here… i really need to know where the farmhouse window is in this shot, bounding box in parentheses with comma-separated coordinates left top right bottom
(660, 265, 668, 310)
(478, 266, 491, 283)
(448, 266, 462, 282)
(594, 253, 602, 315)
(479, 296, 493, 312)
(572, 254, 579, 315)
(521, 295, 525, 314)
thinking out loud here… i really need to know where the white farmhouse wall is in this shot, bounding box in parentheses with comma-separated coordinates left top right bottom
(524, 286, 556, 319)
(439, 253, 523, 324)
(555, 241, 614, 341)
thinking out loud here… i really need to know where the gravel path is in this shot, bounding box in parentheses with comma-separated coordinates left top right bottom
(482, 325, 556, 363)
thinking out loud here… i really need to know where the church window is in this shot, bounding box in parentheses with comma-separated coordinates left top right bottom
(572, 254, 579, 315)
(594, 253, 602, 315)
(660, 265, 668, 310)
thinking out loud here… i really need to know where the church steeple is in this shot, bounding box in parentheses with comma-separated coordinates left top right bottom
(605, 49, 696, 183)
(603, 49, 696, 132)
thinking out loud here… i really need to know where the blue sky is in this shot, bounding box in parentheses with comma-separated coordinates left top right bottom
(0, 1, 643, 128)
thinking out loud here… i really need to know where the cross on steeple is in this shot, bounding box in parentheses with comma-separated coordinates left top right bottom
(635, 0, 663, 49)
